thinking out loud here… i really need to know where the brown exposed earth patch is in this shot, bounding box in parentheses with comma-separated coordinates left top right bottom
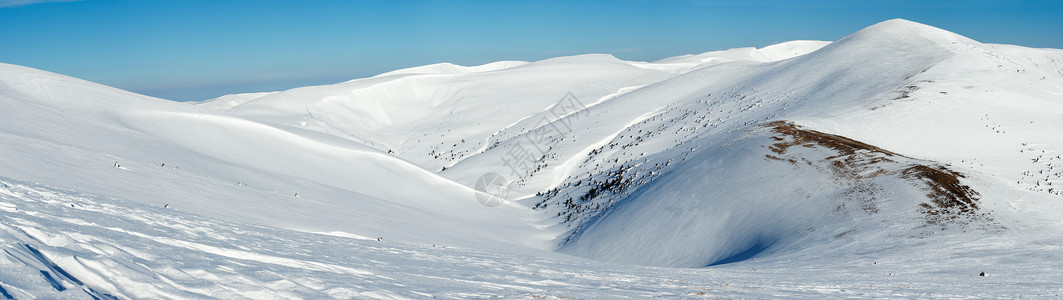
(764, 121, 984, 228)
(901, 165, 980, 226)
(766, 120, 898, 158)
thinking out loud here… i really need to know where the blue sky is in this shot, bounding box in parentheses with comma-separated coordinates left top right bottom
(1, 0, 1061, 101)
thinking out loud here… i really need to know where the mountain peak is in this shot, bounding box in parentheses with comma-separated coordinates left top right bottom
(840, 19, 977, 48)
(870, 18, 931, 30)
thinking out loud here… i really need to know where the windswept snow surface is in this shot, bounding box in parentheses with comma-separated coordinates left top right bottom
(3, 19, 1063, 298)
(2, 178, 1061, 298)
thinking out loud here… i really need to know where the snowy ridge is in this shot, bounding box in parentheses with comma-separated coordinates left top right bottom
(525, 19, 1063, 267)
(370, 61, 530, 78)
(652, 40, 831, 66)
(2, 19, 1063, 297)
(195, 91, 278, 110)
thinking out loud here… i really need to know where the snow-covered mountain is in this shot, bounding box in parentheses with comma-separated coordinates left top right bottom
(2, 19, 1062, 298)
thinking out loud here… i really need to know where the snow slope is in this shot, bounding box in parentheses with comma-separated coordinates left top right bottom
(3, 177, 1061, 298)
(437, 18, 1063, 268)
(0, 62, 544, 252)
(2, 19, 1063, 298)
(199, 54, 675, 173)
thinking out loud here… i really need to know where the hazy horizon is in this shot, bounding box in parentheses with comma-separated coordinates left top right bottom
(2, 0, 1061, 101)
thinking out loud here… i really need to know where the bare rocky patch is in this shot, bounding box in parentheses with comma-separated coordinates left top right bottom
(765, 121, 989, 229)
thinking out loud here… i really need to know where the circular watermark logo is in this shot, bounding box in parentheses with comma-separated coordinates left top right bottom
(474, 172, 509, 207)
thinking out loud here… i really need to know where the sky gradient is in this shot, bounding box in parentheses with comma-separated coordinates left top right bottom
(2, 0, 1061, 101)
